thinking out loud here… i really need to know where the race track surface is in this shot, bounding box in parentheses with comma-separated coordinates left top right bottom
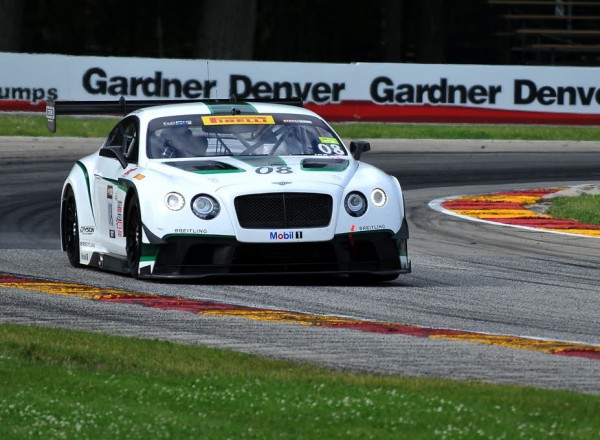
(1, 136, 599, 394)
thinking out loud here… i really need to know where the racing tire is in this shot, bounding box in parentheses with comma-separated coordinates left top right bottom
(62, 188, 81, 267)
(125, 194, 142, 278)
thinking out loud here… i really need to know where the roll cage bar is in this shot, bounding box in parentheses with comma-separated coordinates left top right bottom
(45, 96, 304, 133)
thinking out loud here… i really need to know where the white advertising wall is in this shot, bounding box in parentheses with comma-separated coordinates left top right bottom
(1, 52, 600, 124)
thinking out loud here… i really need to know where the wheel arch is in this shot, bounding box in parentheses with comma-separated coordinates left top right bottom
(121, 181, 139, 233)
(120, 178, 163, 245)
(60, 161, 97, 254)
(60, 184, 74, 251)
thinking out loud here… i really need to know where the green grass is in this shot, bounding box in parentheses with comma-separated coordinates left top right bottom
(1, 323, 599, 439)
(0, 114, 118, 137)
(2, 113, 600, 140)
(548, 194, 600, 225)
(333, 122, 600, 140)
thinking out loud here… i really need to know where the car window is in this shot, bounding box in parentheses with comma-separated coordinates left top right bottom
(105, 117, 139, 163)
(146, 113, 346, 159)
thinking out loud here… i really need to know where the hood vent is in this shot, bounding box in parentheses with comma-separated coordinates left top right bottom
(301, 158, 349, 171)
(165, 160, 244, 174)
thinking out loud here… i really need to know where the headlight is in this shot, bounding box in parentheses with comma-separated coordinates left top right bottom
(344, 191, 367, 217)
(164, 192, 185, 211)
(191, 194, 220, 220)
(371, 188, 387, 207)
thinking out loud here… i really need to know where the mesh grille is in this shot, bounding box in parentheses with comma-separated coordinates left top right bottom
(234, 193, 332, 229)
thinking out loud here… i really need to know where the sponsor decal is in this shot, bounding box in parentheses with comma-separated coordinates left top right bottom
(82, 67, 217, 99)
(202, 115, 275, 125)
(107, 185, 113, 199)
(116, 213, 123, 237)
(6, 51, 600, 123)
(117, 201, 123, 214)
(108, 202, 114, 227)
(134, 173, 145, 180)
(369, 77, 600, 109)
(80, 241, 95, 248)
(283, 119, 312, 124)
(80, 252, 89, 261)
(174, 228, 208, 234)
(79, 226, 95, 235)
(123, 167, 138, 176)
(269, 231, 303, 240)
(109, 230, 116, 238)
(370, 76, 502, 105)
(358, 224, 385, 231)
(272, 181, 292, 186)
(514, 79, 600, 106)
(229, 74, 345, 103)
(77, 68, 343, 104)
(76, 67, 600, 110)
(350, 224, 356, 232)
(163, 120, 192, 126)
(319, 136, 339, 144)
(0, 85, 57, 104)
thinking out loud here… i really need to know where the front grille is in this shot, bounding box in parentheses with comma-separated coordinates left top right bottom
(234, 192, 332, 229)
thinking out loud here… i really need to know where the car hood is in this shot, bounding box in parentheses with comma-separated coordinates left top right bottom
(147, 156, 357, 192)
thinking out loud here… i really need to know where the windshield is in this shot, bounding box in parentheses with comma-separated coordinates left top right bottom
(146, 113, 346, 159)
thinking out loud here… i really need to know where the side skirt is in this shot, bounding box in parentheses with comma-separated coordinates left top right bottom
(88, 252, 129, 275)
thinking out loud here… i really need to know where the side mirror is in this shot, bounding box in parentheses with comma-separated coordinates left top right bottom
(349, 141, 371, 161)
(99, 146, 128, 169)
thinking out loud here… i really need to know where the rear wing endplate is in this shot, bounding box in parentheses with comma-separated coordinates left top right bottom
(45, 97, 304, 133)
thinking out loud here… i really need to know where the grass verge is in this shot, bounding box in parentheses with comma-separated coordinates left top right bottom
(333, 122, 600, 141)
(548, 194, 600, 225)
(0, 114, 117, 137)
(3, 113, 600, 140)
(1, 323, 599, 439)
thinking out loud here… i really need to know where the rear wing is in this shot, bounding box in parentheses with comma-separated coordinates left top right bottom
(45, 97, 304, 133)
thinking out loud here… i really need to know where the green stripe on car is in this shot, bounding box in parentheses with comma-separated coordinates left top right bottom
(76, 161, 94, 220)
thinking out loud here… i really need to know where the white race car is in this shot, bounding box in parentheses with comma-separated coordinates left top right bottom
(48, 99, 410, 281)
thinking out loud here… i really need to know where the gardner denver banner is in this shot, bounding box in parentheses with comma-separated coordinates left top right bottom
(2, 52, 600, 124)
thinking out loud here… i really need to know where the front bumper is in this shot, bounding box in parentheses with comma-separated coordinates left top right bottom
(140, 231, 410, 278)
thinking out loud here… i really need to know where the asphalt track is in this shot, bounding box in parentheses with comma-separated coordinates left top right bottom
(1, 136, 600, 394)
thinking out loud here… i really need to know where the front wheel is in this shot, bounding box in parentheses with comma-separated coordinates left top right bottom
(125, 194, 142, 278)
(62, 188, 81, 267)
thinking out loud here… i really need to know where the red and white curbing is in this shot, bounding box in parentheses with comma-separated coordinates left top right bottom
(1, 273, 600, 360)
(429, 186, 600, 238)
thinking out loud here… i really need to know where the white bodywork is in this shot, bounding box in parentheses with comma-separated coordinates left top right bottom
(60, 102, 410, 279)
